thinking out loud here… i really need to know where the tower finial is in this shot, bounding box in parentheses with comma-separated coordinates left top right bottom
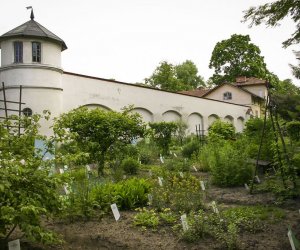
(26, 6, 34, 20)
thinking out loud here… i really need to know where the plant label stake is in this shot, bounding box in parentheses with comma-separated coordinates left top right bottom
(86, 165, 91, 172)
(255, 175, 261, 183)
(160, 154, 164, 164)
(244, 183, 250, 191)
(149, 170, 152, 177)
(59, 168, 64, 174)
(179, 172, 184, 178)
(211, 201, 219, 214)
(173, 152, 177, 158)
(111, 203, 120, 221)
(287, 228, 299, 250)
(193, 166, 198, 172)
(8, 239, 20, 250)
(200, 181, 205, 191)
(181, 214, 189, 231)
(148, 194, 153, 205)
(63, 184, 70, 195)
(158, 177, 163, 186)
(64, 165, 68, 171)
(123, 175, 127, 179)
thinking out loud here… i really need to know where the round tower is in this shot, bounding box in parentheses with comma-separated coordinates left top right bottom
(0, 10, 67, 136)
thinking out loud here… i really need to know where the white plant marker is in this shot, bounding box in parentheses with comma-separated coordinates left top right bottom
(149, 170, 152, 177)
(193, 166, 198, 172)
(19, 159, 25, 165)
(63, 184, 70, 195)
(158, 177, 163, 186)
(181, 214, 189, 231)
(111, 203, 120, 221)
(255, 175, 261, 183)
(179, 172, 184, 178)
(86, 165, 91, 172)
(148, 194, 153, 205)
(211, 201, 219, 214)
(123, 175, 127, 179)
(59, 168, 64, 174)
(8, 239, 20, 250)
(160, 154, 164, 164)
(244, 183, 250, 190)
(200, 181, 205, 191)
(288, 229, 296, 250)
(173, 152, 177, 158)
(63, 165, 68, 171)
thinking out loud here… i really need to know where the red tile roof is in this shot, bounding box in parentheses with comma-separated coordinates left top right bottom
(178, 88, 211, 97)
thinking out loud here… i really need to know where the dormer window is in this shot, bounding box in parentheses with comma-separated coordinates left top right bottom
(14, 41, 23, 63)
(32, 42, 41, 62)
(223, 91, 232, 100)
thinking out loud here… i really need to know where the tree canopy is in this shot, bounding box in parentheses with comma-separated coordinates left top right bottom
(145, 60, 205, 91)
(53, 107, 146, 175)
(208, 34, 268, 85)
(243, 0, 300, 48)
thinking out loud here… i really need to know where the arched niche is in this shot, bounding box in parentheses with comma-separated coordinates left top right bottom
(224, 115, 234, 124)
(187, 112, 203, 135)
(236, 116, 245, 133)
(82, 103, 111, 111)
(130, 107, 154, 123)
(208, 114, 219, 126)
(162, 110, 181, 122)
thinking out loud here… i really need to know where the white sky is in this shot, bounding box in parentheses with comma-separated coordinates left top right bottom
(1, 0, 299, 85)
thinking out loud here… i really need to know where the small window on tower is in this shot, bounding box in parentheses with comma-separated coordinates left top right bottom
(223, 92, 232, 100)
(22, 107, 33, 117)
(32, 42, 41, 63)
(14, 41, 23, 63)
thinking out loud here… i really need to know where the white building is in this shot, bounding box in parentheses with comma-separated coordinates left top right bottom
(0, 12, 251, 136)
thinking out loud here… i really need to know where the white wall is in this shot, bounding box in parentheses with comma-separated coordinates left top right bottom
(62, 73, 250, 133)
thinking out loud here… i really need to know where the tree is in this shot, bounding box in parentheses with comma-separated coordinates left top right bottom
(149, 121, 178, 155)
(209, 34, 268, 85)
(243, 0, 300, 48)
(145, 60, 205, 91)
(0, 113, 62, 245)
(53, 107, 146, 175)
(290, 51, 300, 79)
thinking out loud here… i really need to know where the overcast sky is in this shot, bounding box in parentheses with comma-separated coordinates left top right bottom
(1, 0, 299, 85)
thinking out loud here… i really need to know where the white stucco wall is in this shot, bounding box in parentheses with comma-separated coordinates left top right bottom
(62, 73, 249, 133)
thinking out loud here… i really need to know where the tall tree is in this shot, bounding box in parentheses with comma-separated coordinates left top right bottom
(209, 34, 268, 85)
(145, 60, 205, 91)
(243, 0, 300, 48)
(290, 51, 300, 79)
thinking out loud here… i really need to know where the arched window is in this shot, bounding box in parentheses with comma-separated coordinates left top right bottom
(223, 91, 232, 100)
(22, 107, 33, 117)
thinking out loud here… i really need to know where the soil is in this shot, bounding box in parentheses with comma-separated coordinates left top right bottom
(9, 173, 300, 250)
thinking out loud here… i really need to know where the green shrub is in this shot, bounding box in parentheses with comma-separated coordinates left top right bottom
(209, 141, 253, 187)
(121, 157, 140, 175)
(133, 208, 159, 228)
(182, 140, 200, 158)
(208, 120, 235, 140)
(90, 178, 151, 211)
(164, 158, 190, 172)
(286, 121, 300, 141)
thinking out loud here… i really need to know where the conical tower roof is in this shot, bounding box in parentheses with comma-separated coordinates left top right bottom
(0, 14, 67, 51)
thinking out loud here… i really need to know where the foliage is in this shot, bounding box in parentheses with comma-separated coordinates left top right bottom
(136, 139, 160, 165)
(53, 106, 146, 175)
(272, 93, 300, 121)
(90, 178, 151, 211)
(243, 0, 300, 47)
(0, 113, 62, 245)
(145, 60, 205, 91)
(121, 157, 140, 175)
(208, 34, 268, 85)
(133, 208, 159, 229)
(182, 206, 284, 249)
(175, 120, 188, 145)
(182, 139, 200, 159)
(198, 139, 253, 187)
(164, 158, 190, 172)
(286, 121, 300, 141)
(208, 120, 236, 140)
(149, 121, 178, 155)
(150, 173, 204, 213)
(243, 118, 274, 161)
(290, 51, 300, 79)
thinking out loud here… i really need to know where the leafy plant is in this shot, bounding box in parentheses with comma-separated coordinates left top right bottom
(121, 157, 140, 175)
(182, 139, 200, 159)
(149, 122, 178, 155)
(208, 120, 236, 140)
(133, 208, 159, 228)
